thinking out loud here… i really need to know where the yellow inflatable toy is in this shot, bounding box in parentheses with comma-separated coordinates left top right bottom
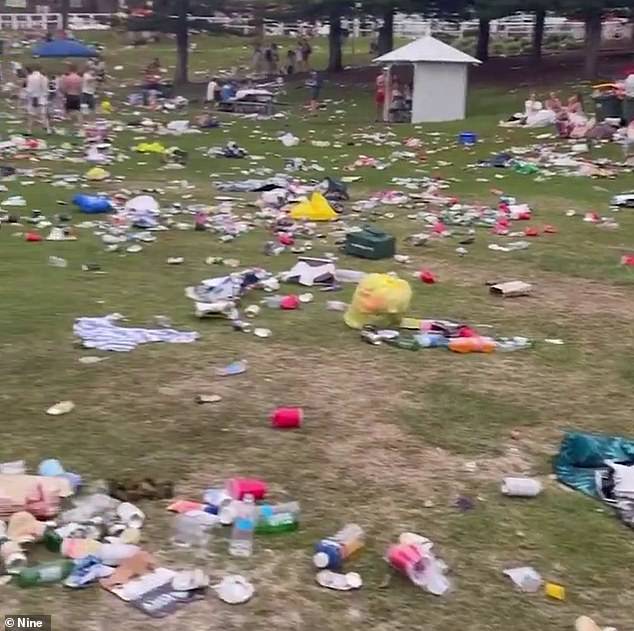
(344, 273, 412, 329)
(85, 166, 110, 181)
(133, 142, 167, 154)
(289, 192, 337, 221)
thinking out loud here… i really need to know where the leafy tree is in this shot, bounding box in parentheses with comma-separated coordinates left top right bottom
(288, 0, 355, 72)
(558, 0, 634, 76)
(61, 0, 70, 31)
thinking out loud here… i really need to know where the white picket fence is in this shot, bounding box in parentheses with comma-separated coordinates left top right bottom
(0, 12, 112, 31)
(0, 11, 630, 43)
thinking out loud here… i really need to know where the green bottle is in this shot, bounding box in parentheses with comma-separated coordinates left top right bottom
(16, 560, 74, 588)
(42, 529, 63, 553)
(255, 502, 300, 534)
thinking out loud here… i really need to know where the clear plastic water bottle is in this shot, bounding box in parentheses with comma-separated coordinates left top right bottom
(228, 494, 256, 557)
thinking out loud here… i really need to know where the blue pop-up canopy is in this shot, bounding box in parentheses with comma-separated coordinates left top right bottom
(32, 39, 98, 58)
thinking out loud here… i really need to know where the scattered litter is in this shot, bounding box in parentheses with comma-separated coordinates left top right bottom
(46, 401, 75, 416)
(74, 314, 198, 352)
(503, 566, 542, 593)
(316, 570, 362, 591)
(501, 477, 543, 497)
(545, 581, 566, 601)
(490, 281, 533, 297)
(196, 394, 222, 404)
(216, 360, 248, 377)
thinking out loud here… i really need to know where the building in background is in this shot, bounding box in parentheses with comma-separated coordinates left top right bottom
(0, 0, 118, 12)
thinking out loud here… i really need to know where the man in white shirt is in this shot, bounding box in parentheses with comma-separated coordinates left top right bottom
(26, 65, 50, 134)
(206, 78, 218, 107)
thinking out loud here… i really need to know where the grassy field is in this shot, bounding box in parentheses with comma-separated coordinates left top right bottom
(1, 31, 634, 631)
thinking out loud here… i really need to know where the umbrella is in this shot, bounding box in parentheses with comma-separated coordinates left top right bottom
(32, 39, 98, 58)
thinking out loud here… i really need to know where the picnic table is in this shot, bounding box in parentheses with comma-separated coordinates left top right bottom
(218, 88, 276, 116)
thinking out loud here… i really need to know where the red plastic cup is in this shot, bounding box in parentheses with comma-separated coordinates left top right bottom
(25, 232, 42, 242)
(226, 477, 268, 501)
(278, 233, 294, 246)
(270, 407, 303, 429)
(419, 270, 436, 284)
(387, 543, 425, 575)
(280, 295, 300, 310)
(621, 254, 634, 266)
(524, 227, 540, 237)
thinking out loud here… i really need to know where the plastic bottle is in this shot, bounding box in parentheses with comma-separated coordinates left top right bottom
(313, 524, 365, 570)
(256, 501, 300, 534)
(334, 269, 366, 284)
(228, 494, 256, 557)
(448, 337, 496, 353)
(413, 333, 449, 349)
(16, 560, 74, 587)
(263, 296, 283, 309)
(42, 529, 63, 553)
(496, 337, 531, 352)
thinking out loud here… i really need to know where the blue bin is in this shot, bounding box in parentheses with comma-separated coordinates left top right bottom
(458, 132, 477, 146)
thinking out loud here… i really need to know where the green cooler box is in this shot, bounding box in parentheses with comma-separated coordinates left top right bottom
(345, 225, 396, 260)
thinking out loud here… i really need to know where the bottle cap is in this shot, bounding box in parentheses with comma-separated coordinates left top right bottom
(313, 551, 330, 569)
(219, 504, 237, 526)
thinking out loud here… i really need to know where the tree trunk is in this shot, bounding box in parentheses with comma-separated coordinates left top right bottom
(477, 18, 490, 61)
(584, 10, 602, 78)
(252, 5, 265, 43)
(328, 8, 343, 72)
(61, 0, 70, 31)
(174, 0, 189, 86)
(377, 6, 394, 56)
(532, 8, 545, 61)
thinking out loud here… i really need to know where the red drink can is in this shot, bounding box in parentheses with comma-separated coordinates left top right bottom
(270, 407, 303, 429)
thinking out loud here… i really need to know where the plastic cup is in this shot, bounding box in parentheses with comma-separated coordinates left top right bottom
(226, 477, 268, 501)
(501, 477, 542, 497)
(270, 407, 303, 429)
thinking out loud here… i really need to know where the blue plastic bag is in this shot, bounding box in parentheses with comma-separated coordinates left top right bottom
(72, 194, 112, 214)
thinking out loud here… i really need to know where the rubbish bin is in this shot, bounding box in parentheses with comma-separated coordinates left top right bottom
(624, 97, 634, 123)
(593, 94, 622, 121)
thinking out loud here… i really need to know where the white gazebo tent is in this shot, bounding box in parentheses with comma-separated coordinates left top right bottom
(374, 36, 481, 124)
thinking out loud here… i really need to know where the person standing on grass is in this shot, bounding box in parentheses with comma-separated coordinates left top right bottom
(375, 70, 386, 122)
(270, 43, 280, 75)
(81, 66, 97, 122)
(300, 38, 312, 71)
(251, 44, 264, 76)
(286, 49, 295, 76)
(94, 56, 106, 84)
(206, 76, 218, 107)
(16, 64, 28, 114)
(60, 64, 83, 131)
(307, 70, 322, 115)
(25, 65, 50, 135)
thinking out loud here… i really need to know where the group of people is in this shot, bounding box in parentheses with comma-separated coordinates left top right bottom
(251, 39, 312, 77)
(505, 89, 634, 156)
(504, 91, 588, 136)
(16, 59, 105, 135)
(375, 71, 413, 123)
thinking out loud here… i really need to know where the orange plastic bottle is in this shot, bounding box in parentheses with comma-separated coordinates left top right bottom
(448, 337, 496, 353)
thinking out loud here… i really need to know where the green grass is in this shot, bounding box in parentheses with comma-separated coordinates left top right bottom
(0, 31, 634, 631)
